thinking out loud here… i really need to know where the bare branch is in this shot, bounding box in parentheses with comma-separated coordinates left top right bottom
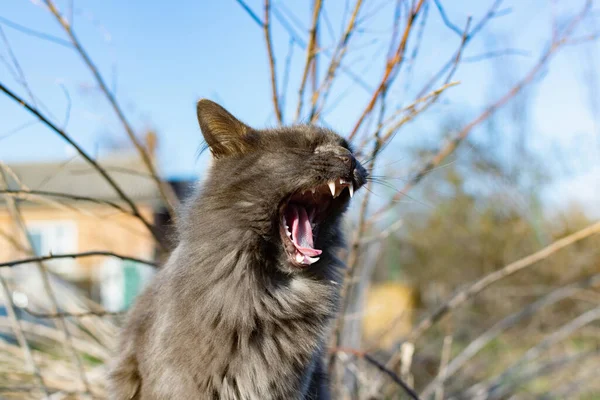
(0, 82, 166, 249)
(309, 0, 364, 122)
(462, 48, 530, 63)
(234, 0, 264, 27)
(0, 120, 38, 142)
(263, 0, 283, 124)
(409, 219, 600, 341)
(348, 0, 426, 140)
(0, 15, 71, 47)
(433, 0, 463, 36)
(0, 386, 86, 395)
(333, 348, 421, 400)
(0, 189, 130, 214)
(0, 26, 37, 106)
(434, 335, 453, 400)
(470, 305, 600, 399)
(360, 80, 461, 151)
(420, 272, 600, 398)
(415, 0, 503, 99)
(372, 0, 594, 219)
(280, 37, 295, 113)
(295, 0, 323, 121)
(359, 219, 404, 244)
(458, 349, 600, 400)
(22, 308, 126, 319)
(0, 251, 158, 270)
(43, 0, 179, 220)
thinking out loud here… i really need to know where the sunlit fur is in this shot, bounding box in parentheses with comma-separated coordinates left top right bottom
(108, 100, 366, 399)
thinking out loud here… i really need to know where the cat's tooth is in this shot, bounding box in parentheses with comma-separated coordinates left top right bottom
(311, 188, 316, 194)
(296, 253, 304, 263)
(286, 230, 291, 237)
(328, 181, 336, 197)
(306, 256, 320, 264)
(348, 184, 354, 198)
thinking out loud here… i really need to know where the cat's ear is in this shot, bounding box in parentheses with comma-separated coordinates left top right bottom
(196, 99, 252, 158)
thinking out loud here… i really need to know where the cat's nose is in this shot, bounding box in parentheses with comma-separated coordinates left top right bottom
(334, 148, 356, 170)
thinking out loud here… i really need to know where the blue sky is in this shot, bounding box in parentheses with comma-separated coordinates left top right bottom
(0, 0, 598, 214)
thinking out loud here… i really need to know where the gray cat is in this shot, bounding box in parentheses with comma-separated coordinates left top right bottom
(107, 99, 367, 399)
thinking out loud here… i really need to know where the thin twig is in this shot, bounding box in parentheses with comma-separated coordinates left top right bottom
(462, 48, 530, 63)
(434, 335, 453, 400)
(280, 37, 295, 114)
(295, 0, 322, 121)
(234, 0, 264, 27)
(43, 0, 179, 221)
(0, 82, 165, 249)
(415, 0, 503, 100)
(0, 120, 39, 142)
(0, 251, 158, 270)
(309, 0, 364, 122)
(333, 347, 421, 400)
(0, 26, 37, 106)
(22, 307, 127, 319)
(359, 219, 404, 244)
(263, 0, 283, 124)
(433, 0, 464, 36)
(0, 189, 130, 214)
(359, 80, 460, 152)
(0, 15, 72, 47)
(239, 0, 372, 99)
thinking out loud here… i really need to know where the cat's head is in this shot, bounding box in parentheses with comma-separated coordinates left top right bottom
(195, 99, 367, 270)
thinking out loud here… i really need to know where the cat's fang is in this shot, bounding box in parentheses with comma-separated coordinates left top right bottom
(306, 256, 320, 264)
(328, 181, 336, 197)
(348, 184, 354, 198)
(296, 253, 304, 263)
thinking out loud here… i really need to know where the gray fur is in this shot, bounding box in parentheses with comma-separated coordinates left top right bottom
(108, 100, 366, 399)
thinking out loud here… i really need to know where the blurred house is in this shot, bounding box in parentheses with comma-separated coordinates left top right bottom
(0, 150, 194, 312)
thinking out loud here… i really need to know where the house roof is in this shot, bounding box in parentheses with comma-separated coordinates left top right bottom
(1, 151, 170, 208)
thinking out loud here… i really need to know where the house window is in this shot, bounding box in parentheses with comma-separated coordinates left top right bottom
(26, 221, 78, 276)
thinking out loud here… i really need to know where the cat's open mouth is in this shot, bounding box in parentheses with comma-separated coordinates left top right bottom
(280, 179, 354, 267)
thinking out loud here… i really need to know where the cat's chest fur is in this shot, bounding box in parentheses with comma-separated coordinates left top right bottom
(128, 245, 340, 400)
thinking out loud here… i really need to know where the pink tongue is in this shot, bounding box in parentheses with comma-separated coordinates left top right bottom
(289, 205, 322, 257)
